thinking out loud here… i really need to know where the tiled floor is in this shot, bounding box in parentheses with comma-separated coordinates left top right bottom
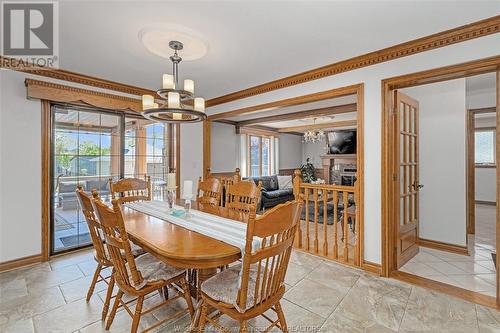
(1, 249, 500, 332)
(400, 204, 497, 297)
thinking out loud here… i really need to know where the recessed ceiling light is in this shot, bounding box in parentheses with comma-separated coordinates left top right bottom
(139, 24, 208, 61)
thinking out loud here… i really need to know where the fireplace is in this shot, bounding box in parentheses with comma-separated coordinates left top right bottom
(320, 154, 357, 185)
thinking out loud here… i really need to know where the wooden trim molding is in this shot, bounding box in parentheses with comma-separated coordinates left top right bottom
(277, 120, 356, 133)
(0, 254, 43, 273)
(41, 100, 51, 261)
(392, 271, 499, 310)
(236, 125, 279, 137)
(1, 56, 155, 97)
(236, 103, 357, 126)
(209, 84, 359, 121)
(207, 16, 500, 107)
(419, 238, 468, 255)
(381, 56, 500, 278)
(362, 261, 382, 275)
(476, 200, 496, 206)
(26, 79, 142, 112)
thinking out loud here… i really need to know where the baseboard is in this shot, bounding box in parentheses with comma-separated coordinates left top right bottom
(0, 254, 42, 273)
(392, 271, 499, 310)
(475, 200, 496, 206)
(419, 238, 468, 255)
(362, 261, 382, 275)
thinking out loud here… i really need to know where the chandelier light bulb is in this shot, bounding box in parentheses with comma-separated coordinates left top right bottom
(184, 79, 194, 94)
(167, 92, 180, 109)
(142, 94, 154, 110)
(194, 97, 205, 112)
(162, 74, 175, 89)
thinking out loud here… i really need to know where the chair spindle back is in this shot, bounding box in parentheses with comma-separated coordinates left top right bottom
(238, 198, 303, 310)
(110, 176, 152, 203)
(91, 198, 144, 292)
(76, 187, 110, 264)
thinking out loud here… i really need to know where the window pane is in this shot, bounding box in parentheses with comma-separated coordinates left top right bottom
(250, 136, 260, 177)
(262, 138, 270, 176)
(475, 131, 495, 164)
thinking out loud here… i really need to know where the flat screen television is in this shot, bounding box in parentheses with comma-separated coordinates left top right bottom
(327, 130, 356, 154)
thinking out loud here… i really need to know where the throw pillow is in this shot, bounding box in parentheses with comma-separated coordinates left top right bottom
(277, 175, 293, 189)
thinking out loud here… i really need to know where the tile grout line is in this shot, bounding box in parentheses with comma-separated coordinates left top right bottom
(396, 285, 413, 332)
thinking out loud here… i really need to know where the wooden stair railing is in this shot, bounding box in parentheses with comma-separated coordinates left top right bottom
(292, 169, 361, 266)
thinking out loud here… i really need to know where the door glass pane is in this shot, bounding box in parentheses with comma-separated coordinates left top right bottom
(475, 130, 495, 164)
(52, 107, 120, 254)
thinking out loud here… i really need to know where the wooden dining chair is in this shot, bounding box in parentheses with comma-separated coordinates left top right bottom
(109, 176, 152, 203)
(225, 180, 262, 221)
(76, 186, 116, 321)
(91, 198, 194, 333)
(197, 198, 303, 333)
(196, 176, 222, 207)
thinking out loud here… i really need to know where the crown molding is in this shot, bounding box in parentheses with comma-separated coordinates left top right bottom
(25, 78, 142, 112)
(206, 15, 500, 107)
(1, 56, 156, 97)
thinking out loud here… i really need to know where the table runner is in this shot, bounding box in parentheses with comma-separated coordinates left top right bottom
(124, 200, 263, 282)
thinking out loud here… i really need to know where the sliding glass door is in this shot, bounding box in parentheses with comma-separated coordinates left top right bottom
(51, 106, 177, 254)
(52, 106, 121, 253)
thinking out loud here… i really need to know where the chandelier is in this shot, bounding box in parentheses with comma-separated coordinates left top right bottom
(303, 118, 325, 143)
(141, 41, 207, 123)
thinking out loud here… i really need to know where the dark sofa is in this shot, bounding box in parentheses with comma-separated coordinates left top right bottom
(247, 175, 295, 211)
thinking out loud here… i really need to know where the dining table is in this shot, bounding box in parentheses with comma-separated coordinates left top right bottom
(121, 200, 246, 330)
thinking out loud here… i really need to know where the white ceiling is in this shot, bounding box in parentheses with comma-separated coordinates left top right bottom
(58, 1, 500, 99)
(466, 72, 497, 93)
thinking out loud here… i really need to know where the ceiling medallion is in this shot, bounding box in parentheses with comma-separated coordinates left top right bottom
(141, 41, 207, 123)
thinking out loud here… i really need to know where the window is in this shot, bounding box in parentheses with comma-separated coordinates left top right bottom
(475, 129, 496, 165)
(51, 107, 178, 254)
(248, 135, 272, 177)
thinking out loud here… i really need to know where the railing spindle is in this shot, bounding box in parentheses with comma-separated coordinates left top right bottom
(313, 188, 319, 253)
(342, 191, 349, 262)
(323, 189, 328, 256)
(305, 188, 310, 251)
(333, 191, 338, 259)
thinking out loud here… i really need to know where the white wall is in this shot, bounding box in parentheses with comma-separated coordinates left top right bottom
(207, 33, 500, 264)
(476, 168, 496, 202)
(279, 134, 303, 170)
(180, 122, 203, 195)
(210, 122, 239, 173)
(0, 70, 42, 262)
(402, 79, 467, 247)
